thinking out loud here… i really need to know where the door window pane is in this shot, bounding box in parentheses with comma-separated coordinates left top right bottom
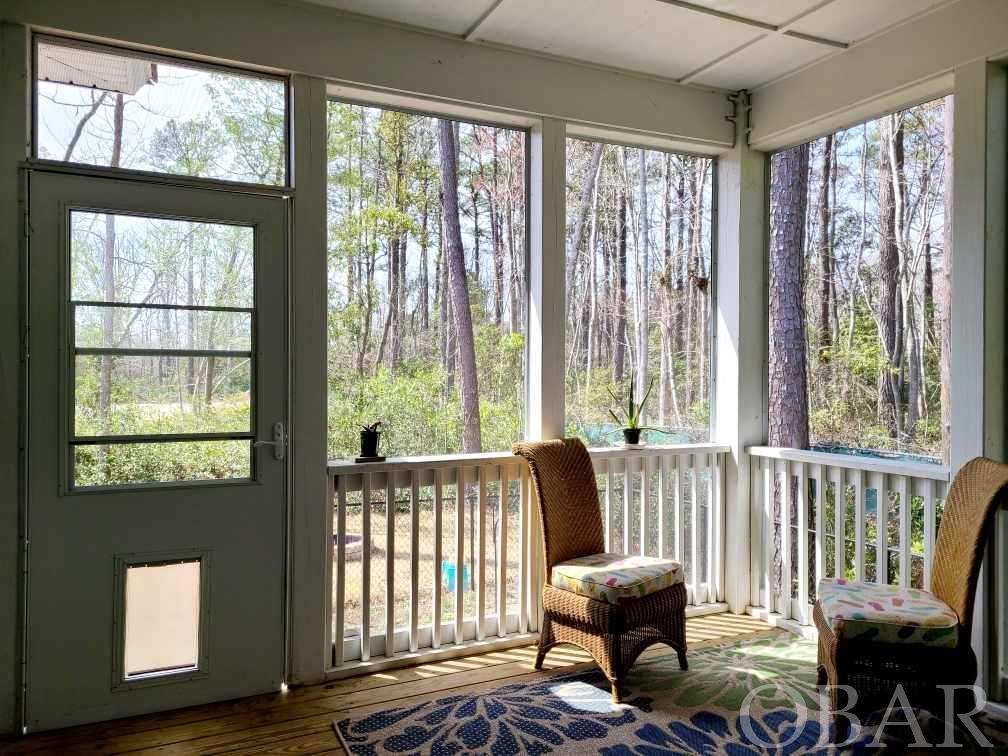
(124, 560, 201, 677)
(75, 305, 252, 352)
(70, 211, 254, 309)
(74, 355, 251, 437)
(75, 440, 251, 487)
(68, 209, 257, 487)
(37, 39, 287, 185)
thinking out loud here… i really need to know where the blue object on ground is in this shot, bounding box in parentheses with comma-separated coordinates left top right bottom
(441, 560, 470, 591)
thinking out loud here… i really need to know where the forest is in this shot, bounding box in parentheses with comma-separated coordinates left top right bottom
(326, 103, 528, 458)
(769, 97, 951, 463)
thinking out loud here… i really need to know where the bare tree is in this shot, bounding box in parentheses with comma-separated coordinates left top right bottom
(438, 120, 482, 454)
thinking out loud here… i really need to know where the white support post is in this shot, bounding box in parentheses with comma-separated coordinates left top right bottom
(288, 73, 330, 685)
(527, 117, 566, 443)
(715, 92, 768, 614)
(952, 61, 1007, 697)
(526, 117, 565, 634)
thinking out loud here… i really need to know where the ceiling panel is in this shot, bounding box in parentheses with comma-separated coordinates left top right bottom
(472, 0, 762, 81)
(678, 0, 827, 26)
(789, 0, 950, 44)
(302, 0, 499, 36)
(690, 33, 829, 90)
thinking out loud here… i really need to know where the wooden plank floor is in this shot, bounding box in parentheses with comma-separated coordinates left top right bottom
(2, 613, 772, 755)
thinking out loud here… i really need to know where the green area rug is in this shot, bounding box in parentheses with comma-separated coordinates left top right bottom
(334, 631, 1008, 754)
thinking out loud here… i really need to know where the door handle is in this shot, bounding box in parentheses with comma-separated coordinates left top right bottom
(253, 422, 286, 460)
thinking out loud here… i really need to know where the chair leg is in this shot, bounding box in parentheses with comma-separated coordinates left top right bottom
(534, 616, 553, 670)
(611, 679, 623, 704)
(816, 665, 828, 687)
(677, 647, 688, 671)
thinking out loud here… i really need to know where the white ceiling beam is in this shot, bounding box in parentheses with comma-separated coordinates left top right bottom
(464, 0, 508, 42)
(7, 0, 736, 149)
(654, 0, 848, 48)
(675, 0, 846, 85)
(750, 0, 1008, 150)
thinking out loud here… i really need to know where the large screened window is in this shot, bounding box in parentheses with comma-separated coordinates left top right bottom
(564, 139, 714, 445)
(35, 38, 287, 185)
(326, 102, 528, 458)
(768, 97, 951, 462)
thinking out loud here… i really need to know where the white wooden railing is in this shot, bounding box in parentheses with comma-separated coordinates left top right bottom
(327, 443, 729, 671)
(748, 446, 950, 627)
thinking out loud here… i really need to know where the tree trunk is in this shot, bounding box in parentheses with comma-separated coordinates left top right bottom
(635, 149, 650, 415)
(878, 115, 905, 440)
(439, 120, 482, 454)
(816, 134, 834, 354)
(768, 144, 811, 449)
(420, 178, 430, 331)
(613, 171, 628, 385)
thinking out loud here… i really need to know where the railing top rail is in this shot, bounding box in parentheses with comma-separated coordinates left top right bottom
(328, 443, 730, 476)
(747, 446, 950, 482)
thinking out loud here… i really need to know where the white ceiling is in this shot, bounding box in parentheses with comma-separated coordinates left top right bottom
(303, 0, 953, 91)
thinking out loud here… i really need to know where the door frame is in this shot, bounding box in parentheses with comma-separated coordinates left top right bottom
(23, 166, 292, 730)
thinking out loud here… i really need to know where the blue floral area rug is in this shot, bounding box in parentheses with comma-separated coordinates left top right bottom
(333, 631, 1008, 754)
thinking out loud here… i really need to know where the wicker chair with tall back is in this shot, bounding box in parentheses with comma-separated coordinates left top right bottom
(513, 437, 688, 703)
(814, 456, 1008, 740)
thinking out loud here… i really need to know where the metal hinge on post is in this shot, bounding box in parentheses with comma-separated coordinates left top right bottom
(726, 90, 753, 148)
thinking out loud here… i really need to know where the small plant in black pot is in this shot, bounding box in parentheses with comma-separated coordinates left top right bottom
(359, 421, 383, 459)
(607, 376, 657, 446)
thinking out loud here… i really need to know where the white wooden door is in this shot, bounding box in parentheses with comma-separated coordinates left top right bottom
(25, 171, 288, 731)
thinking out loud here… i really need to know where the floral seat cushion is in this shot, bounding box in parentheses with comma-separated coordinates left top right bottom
(817, 578, 960, 648)
(550, 552, 684, 604)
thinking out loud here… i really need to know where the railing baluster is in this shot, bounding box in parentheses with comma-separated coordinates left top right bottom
(454, 465, 465, 645)
(335, 475, 347, 665)
(711, 452, 723, 603)
(832, 466, 844, 579)
(871, 471, 886, 585)
(704, 453, 714, 604)
(897, 474, 911, 588)
(779, 460, 791, 618)
(796, 461, 808, 624)
(385, 477, 395, 657)
(606, 460, 615, 552)
(675, 454, 684, 563)
(477, 466, 488, 641)
(519, 464, 529, 633)
(497, 466, 509, 638)
(409, 471, 420, 652)
(762, 457, 772, 612)
(811, 464, 824, 605)
(361, 474, 372, 661)
(923, 478, 936, 589)
(657, 456, 667, 560)
(641, 456, 651, 557)
(432, 469, 442, 650)
(690, 454, 700, 605)
(852, 469, 864, 583)
(623, 459, 632, 555)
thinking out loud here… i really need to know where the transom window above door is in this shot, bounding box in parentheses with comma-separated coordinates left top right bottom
(34, 37, 289, 186)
